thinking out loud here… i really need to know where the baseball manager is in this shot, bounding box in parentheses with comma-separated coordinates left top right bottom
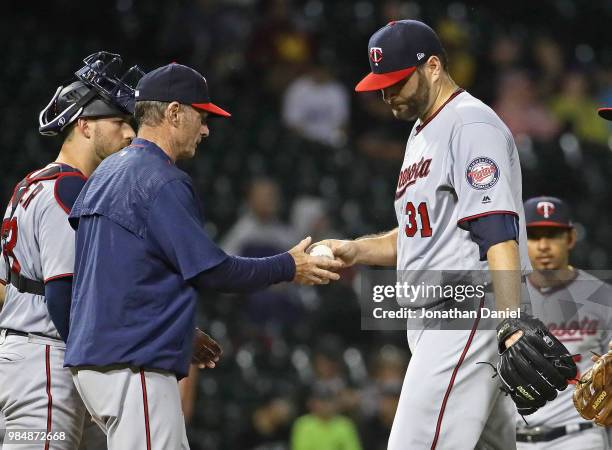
(64, 63, 342, 449)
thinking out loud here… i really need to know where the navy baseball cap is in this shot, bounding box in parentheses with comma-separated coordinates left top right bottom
(524, 196, 573, 229)
(598, 107, 612, 121)
(135, 63, 230, 117)
(355, 20, 444, 92)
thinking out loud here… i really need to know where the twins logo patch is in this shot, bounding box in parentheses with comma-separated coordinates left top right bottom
(465, 157, 499, 190)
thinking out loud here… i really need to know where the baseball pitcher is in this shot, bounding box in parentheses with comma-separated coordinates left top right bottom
(317, 20, 575, 449)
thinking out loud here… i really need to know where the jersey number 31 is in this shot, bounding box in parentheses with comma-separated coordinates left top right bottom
(405, 201, 432, 238)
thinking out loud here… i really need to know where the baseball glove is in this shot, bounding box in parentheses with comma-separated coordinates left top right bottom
(192, 327, 222, 368)
(495, 315, 577, 416)
(573, 351, 612, 426)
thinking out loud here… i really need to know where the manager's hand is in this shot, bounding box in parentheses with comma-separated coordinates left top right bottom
(289, 237, 342, 285)
(192, 327, 222, 369)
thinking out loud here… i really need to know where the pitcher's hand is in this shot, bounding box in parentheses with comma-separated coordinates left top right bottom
(312, 239, 359, 268)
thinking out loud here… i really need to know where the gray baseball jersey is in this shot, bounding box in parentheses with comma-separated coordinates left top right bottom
(388, 90, 530, 450)
(0, 163, 106, 450)
(394, 90, 530, 277)
(0, 164, 80, 337)
(516, 269, 612, 448)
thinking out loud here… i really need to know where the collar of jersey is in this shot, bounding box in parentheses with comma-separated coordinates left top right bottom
(415, 88, 464, 135)
(527, 267, 579, 296)
(129, 138, 174, 164)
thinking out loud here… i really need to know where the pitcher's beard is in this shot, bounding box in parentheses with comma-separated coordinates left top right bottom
(392, 72, 430, 122)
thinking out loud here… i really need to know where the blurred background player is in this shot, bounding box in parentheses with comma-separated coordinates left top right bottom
(221, 177, 295, 256)
(0, 52, 140, 449)
(290, 381, 362, 450)
(517, 196, 612, 449)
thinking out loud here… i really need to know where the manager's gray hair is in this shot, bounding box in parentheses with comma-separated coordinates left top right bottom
(134, 100, 172, 127)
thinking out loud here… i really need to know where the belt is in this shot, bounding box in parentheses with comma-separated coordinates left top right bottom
(9, 270, 45, 296)
(2, 328, 55, 340)
(516, 423, 594, 443)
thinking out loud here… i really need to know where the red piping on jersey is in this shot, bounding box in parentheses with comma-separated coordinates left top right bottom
(430, 297, 484, 450)
(44, 345, 53, 450)
(457, 210, 518, 225)
(24, 170, 80, 185)
(53, 172, 87, 214)
(415, 89, 464, 135)
(140, 369, 152, 450)
(0, 279, 6, 286)
(44, 273, 73, 283)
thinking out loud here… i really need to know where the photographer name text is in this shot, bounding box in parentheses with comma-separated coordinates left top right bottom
(372, 307, 522, 320)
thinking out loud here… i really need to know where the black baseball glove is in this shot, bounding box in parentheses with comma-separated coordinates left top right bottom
(496, 315, 577, 416)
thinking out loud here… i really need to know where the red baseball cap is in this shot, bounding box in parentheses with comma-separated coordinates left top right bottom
(598, 108, 612, 121)
(355, 20, 444, 92)
(135, 63, 231, 117)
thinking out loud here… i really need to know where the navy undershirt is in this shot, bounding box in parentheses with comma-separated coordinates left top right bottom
(45, 277, 72, 341)
(465, 213, 519, 260)
(194, 253, 295, 292)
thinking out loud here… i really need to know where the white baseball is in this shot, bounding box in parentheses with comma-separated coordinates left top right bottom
(309, 244, 334, 259)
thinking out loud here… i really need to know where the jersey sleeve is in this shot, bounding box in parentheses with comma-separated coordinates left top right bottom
(147, 179, 228, 281)
(450, 122, 519, 229)
(55, 173, 87, 214)
(38, 190, 77, 282)
(464, 214, 519, 260)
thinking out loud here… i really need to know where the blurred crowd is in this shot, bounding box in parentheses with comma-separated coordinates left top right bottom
(3, 0, 612, 448)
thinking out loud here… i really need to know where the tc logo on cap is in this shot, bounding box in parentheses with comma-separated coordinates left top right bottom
(536, 201, 555, 218)
(369, 47, 383, 65)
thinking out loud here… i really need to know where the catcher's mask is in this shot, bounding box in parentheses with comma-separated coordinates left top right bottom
(39, 51, 145, 136)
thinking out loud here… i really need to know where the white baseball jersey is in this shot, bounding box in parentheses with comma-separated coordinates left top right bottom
(394, 90, 530, 307)
(518, 269, 612, 428)
(0, 163, 83, 338)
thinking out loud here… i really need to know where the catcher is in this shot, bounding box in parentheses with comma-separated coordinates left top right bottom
(514, 196, 612, 449)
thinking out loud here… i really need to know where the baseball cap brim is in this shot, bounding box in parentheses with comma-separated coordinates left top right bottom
(526, 221, 573, 228)
(598, 108, 612, 121)
(355, 67, 416, 92)
(192, 102, 231, 117)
